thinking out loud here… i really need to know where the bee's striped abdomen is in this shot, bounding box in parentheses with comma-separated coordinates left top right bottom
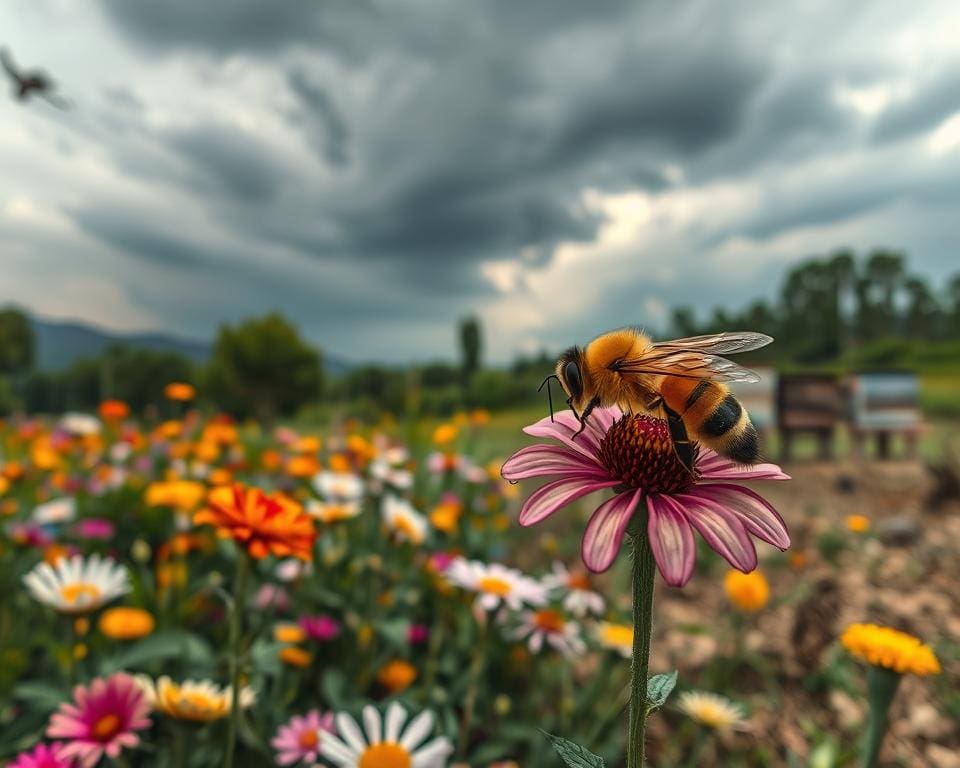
(661, 377, 760, 465)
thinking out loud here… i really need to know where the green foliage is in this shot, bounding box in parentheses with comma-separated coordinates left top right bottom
(541, 731, 606, 768)
(646, 671, 678, 714)
(459, 315, 483, 394)
(205, 313, 323, 420)
(0, 307, 34, 375)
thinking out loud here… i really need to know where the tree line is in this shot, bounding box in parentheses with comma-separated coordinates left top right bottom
(2, 249, 958, 420)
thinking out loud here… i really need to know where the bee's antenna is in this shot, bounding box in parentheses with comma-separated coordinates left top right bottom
(538, 374, 560, 422)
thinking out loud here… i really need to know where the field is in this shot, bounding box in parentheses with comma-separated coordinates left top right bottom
(0, 394, 958, 767)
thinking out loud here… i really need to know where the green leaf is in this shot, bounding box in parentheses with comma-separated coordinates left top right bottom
(646, 670, 678, 713)
(99, 630, 213, 674)
(13, 681, 68, 713)
(541, 731, 606, 768)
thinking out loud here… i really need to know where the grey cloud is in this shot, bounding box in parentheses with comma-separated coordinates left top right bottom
(873, 68, 960, 143)
(286, 71, 350, 166)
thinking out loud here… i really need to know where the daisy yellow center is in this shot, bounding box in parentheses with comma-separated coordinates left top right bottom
(692, 701, 735, 728)
(61, 583, 102, 605)
(181, 691, 221, 713)
(478, 576, 512, 596)
(533, 609, 566, 633)
(299, 729, 319, 749)
(394, 515, 419, 541)
(91, 713, 122, 741)
(597, 415, 695, 493)
(358, 743, 412, 768)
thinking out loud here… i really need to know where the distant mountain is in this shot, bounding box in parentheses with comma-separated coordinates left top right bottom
(28, 315, 355, 374)
(30, 317, 211, 370)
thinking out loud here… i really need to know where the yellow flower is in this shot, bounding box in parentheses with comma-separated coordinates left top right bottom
(432, 423, 458, 446)
(279, 647, 313, 667)
(723, 570, 770, 612)
(156, 420, 184, 440)
(429, 499, 463, 533)
(846, 515, 870, 533)
(678, 691, 745, 730)
(596, 622, 633, 657)
(99, 607, 156, 640)
(470, 409, 491, 426)
(293, 435, 322, 454)
(145, 480, 207, 512)
(137, 675, 255, 722)
(286, 455, 320, 478)
(194, 441, 220, 463)
(0, 476, 9, 496)
(841, 623, 940, 676)
(274, 623, 307, 644)
(376, 659, 417, 693)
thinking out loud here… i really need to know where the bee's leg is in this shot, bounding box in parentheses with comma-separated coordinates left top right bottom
(658, 400, 697, 476)
(572, 396, 599, 439)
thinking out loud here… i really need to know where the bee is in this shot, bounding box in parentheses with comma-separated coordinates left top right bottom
(543, 328, 773, 472)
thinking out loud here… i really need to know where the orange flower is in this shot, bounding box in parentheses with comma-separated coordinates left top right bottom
(194, 485, 316, 561)
(164, 382, 196, 401)
(376, 659, 417, 693)
(286, 455, 320, 478)
(260, 450, 282, 471)
(145, 480, 207, 512)
(279, 647, 312, 667)
(98, 400, 130, 421)
(274, 624, 307, 644)
(2, 461, 25, 481)
(99, 607, 155, 640)
(208, 468, 232, 487)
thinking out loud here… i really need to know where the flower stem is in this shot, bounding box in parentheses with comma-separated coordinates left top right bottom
(861, 666, 901, 768)
(457, 614, 488, 759)
(223, 553, 249, 768)
(627, 516, 656, 768)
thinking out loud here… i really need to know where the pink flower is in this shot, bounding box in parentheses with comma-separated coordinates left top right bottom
(8, 743, 73, 768)
(72, 519, 116, 541)
(408, 624, 430, 644)
(271, 709, 335, 766)
(255, 584, 291, 612)
(46, 673, 152, 768)
(501, 409, 790, 586)
(299, 614, 342, 642)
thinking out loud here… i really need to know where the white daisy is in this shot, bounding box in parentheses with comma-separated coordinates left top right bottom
(321, 702, 453, 768)
(307, 499, 363, 524)
(23, 554, 130, 614)
(382, 496, 428, 545)
(677, 691, 746, 730)
(542, 562, 605, 618)
(511, 609, 586, 658)
(370, 458, 413, 492)
(313, 471, 365, 502)
(445, 558, 547, 611)
(60, 412, 102, 436)
(31, 497, 77, 525)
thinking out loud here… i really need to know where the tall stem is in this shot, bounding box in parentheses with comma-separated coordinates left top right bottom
(627, 517, 656, 768)
(861, 666, 901, 768)
(224, 553, 249, 768)
(457, 615, 488, 759)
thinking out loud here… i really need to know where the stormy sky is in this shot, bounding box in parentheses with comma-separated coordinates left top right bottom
(2, 1, 959, 363)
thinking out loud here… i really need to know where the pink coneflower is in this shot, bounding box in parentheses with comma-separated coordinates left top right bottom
(299, 614, 342, 642)
(501, 409, 790, 586)
(72, 518, 116, 541)
(271, 709, 335, 766)
(7, 743, 72, 768)
(46, 673, 152, 768)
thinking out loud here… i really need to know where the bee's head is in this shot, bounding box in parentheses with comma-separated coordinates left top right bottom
(556, 346, 586, 411)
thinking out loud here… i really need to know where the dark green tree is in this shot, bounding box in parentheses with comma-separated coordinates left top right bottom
(458, 316, 482, 397)
(903, 276, 939, 340)
(204, 313, 323, 421)
(0, 307, 34, 375)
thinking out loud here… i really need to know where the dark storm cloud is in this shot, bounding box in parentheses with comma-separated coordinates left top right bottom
(164, 123, 285, 203)
(873, 68, 960, 143)
(72, 207, 221, 268)
(286, 71, 350, 166)
(98, 0, 371, 58)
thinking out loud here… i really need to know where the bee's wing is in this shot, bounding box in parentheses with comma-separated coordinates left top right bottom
(650, 332, 773, 355)
(615, 332, 773, 383)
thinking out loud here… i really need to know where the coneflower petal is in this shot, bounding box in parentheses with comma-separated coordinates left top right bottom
(678, 494, 758, 572)
(523, 412, 605, 459)
(697, 450, 790, 481)
(501, 444, 603, 481)
(647, 495, 697, 586)
(581, 490, 643, 573)
(519, 476, 620, 526)
(687, 484, 791, 549)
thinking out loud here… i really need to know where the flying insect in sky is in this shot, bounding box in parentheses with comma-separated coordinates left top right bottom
(1, 47, 71, 109)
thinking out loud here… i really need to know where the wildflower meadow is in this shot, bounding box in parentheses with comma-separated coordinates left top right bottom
(0, 379, 955, 767)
